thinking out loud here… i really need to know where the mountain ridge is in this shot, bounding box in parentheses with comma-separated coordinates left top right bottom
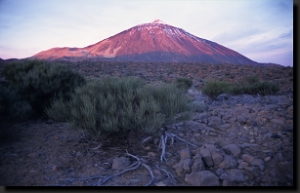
(31, 19, 258, 65)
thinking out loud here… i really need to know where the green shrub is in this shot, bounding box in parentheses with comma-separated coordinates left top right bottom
(47, 76, 190, 139)
(2, 60, 86, 118)
(244, 75, 259, 84)
(174, 77, 193, 91)
(0, 85, 32, 120)
(202, 80, 231, 99)
(202, 76, 280, 99)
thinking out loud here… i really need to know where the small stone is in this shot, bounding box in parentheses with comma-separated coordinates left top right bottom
(241, 154, 255, 163)
(250, 158, 264, 171)
(191, 155, 205, 172)
(173, 158, 192, 176)
(52, 165, 58, 171)
(264, 156, 271, 162)
(211, 150, 224, 166)
(226, 169, 246, 182)
(144, 146, 151, 150)
(250, 139, 255, 143)
(103, 162, 111, 169)
(222, 143, 241, 158)
(75, 152, 82, 157)
(198, 148, 213, 167)
(147, 152, 156, 157)
(179, 148, 191, 160)
(217, 154, 237, 169)
(219, 173, 228, 180)
(155, 181, 166, 186)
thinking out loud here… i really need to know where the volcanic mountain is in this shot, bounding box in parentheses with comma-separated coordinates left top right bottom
(31, 19, 258, 65)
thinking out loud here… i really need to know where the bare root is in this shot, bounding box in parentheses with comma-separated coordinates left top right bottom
(159, 129, 199, 162)
(94, 150, 155, 186)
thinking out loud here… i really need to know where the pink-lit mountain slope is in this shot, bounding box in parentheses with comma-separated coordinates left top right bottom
(31, 19, 258, 65)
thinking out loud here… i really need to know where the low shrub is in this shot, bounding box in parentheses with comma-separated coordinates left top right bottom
(174, 77, 193, 91)
(0, 85, 32, 120)
(202, 76, 280, 99)
(201, 80, 231, 99)
(2, 60, 86, 118)
(47, 76, 190, 139)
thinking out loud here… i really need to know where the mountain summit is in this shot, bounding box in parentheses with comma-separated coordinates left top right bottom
(32, 20, 257, 64)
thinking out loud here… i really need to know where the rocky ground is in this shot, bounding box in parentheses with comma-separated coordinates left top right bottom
(0, 88, 294, 186)
(0, 62, 294, 186)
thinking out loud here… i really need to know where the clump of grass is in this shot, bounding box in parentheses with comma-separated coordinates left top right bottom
(174, 77, 193, 91)
(201, 80, 231, 99)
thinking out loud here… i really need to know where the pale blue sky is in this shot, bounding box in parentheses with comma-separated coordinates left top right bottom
(0, 0, 293, 66)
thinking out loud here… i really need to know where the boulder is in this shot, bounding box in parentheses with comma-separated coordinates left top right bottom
(222, 143, 241, 158)
(198, 148, 213, 167)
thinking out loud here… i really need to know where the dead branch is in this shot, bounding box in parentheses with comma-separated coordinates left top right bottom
(156, 164, 174, 180)
(94, 150, 155, 186)
(89, 143, 102, 150)
(167, 131, 199, 148)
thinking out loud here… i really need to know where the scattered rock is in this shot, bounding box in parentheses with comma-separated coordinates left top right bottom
(211, 149, 224, 166)
(264, 157, 271, 162)
(147, 152, 156, 157)
(197, 148, 213, 167)
(173, 158, 192, 176)
(226, 169, 246, 182)
(241, 154, 255, 163)
(179, 148, 191, 160)
(185, 171, 220, 186)
(222, 144, 241, 158)
(217, 154, 237, 169)
(208, 116, 223, 127)
(191, 155, 205, 173)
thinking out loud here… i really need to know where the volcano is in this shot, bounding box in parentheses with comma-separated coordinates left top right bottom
(31, 19, 258, 65)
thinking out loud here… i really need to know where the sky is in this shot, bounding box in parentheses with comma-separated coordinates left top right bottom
(0, 0, 294, 66)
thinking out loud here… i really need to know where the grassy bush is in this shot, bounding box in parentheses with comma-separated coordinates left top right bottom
(0, 85, 32, 120)
(2, 60, 86, 118)
(202, 76, 279, 99)
(202, 80, 231, 99)
(47, 76, 190, 139)
(174, 77, 193, 91)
